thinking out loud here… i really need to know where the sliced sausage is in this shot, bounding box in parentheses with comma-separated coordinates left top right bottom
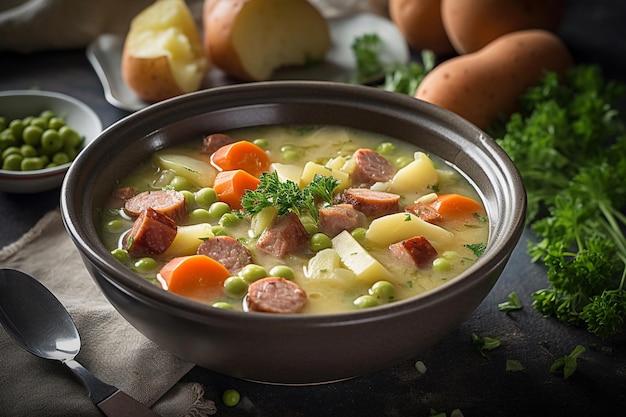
(351, 148, 395, 186)
(342, 188, 400, 218)
(405, 202, 443, 224)
(389, 236, 438, 268)
(196, 235, 253, 274)
(247, 277, 307, 314)
(124, 207, 177, 257)
(202, 133, 237, 155)
(318, 204, 367, 238)
(124, 189, 187, 222)
(256, 212, 309, 258)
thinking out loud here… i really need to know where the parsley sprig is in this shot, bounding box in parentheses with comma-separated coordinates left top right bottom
(240, 171, 339, 222)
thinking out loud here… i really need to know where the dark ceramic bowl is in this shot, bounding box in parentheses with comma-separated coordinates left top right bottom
(60, 81, 526, 384)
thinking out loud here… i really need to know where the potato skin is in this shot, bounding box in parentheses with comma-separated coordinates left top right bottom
(415, 30, 574, 130)
(441, 0, 567, 54)
(388, 0, 455, 57)
(122, 55, 186, 103)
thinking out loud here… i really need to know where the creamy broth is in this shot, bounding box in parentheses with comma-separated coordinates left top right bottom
(99, 125, 488, 314)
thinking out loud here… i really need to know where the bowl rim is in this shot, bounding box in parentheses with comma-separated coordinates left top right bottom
(0, 89, 103, 178)
(61, 80, 526, 325)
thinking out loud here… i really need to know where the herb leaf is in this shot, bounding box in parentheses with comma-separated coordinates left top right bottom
(241, 171, 339, 222)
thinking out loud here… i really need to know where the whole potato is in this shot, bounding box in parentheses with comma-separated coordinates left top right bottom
(415, 30, 573, 130)
(441, 0, 567, 54)
(388, 0, 455, 57)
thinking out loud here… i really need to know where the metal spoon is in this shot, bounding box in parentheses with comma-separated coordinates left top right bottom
(0, 268, 161, 417)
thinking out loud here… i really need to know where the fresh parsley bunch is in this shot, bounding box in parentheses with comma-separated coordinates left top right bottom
(490, 66, 626, 338)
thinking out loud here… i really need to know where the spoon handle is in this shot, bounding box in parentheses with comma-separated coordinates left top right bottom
(64, 359, 161, 417)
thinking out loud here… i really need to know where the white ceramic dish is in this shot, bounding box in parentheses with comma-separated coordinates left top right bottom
(0, 90, 103, 194)
(86, 12, 409, 111)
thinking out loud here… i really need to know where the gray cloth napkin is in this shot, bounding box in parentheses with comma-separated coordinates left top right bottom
(0, 209, 217, 417)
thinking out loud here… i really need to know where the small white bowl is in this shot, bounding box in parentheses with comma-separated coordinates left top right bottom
(0, 90, 102, 193)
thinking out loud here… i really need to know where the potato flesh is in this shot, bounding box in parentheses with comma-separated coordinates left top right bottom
(232, 0, 330, 80)
(127, 0, 208, 93)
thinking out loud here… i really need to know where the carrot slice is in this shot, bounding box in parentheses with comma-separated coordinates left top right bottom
(213, 169, 261, 210)
(429, 194, 485, 219)
(158, 254, 230, 300)
(210, 140, 270, 177)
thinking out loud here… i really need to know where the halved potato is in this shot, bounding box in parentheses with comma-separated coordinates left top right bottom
(122, 0, 209, 103)
(203, 0, 331, 81)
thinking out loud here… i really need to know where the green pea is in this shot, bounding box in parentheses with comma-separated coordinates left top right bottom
(134, 257, 158, 272)
(20, 156, 44, 171)
(59, 125, 82, 147)
(0, 116, 5, 131)
(21, 116, 34, 125)
(41, 129, 63, 152)
(219, 212, 240, 227)
(195, 187, 218, 208)
(222, 389, 240, 407)
(105, 219, 127, 233)
(223, 276, 248, 297)
(2, 153, 23, 170)
(20, 144, 37, 157)
(52, 152, 70, 165)
(442, 250, 460, 260)
(240, 264, 267, 283)
(309, 233, 332, 252)
(179, 189, 195, 207)
(350, 227, 367, 241)
(269, 265, 294, 280)
(2, 146, 20, 159)
(432, 257, 451, 272)
(9, 119, 25, 139)
(376, 142, 396, 155)
(253, 138, 269, 149)
(188, 208, 212, 222)
(62, 144, 78, 160)
(45, 162, 58, 169)
(208, 201, 230, 219)
(169, 175, 193, 191)
(353, 295, 379, 309)
(369, 280, 395, 301)
(211, 225, 228, 236)
(395, 156, 413, 169)
(212, 301, 233, 310)
(281, 149, 301, 162)
(48, 117, 65, 130)
(22, 125, 43, 146)
(111, 248, 130, 263)
(0, 130, 16, 149)
(29, 117, 48, 129)
(39, 110, 56, 120)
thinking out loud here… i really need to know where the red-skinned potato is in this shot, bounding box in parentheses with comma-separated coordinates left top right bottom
(388, 0, 455, 57)
(441, 0, 567, 54)
(203, 0, 331, 81)
(122, 0, 209, 103)
(415, 30, 574, 130)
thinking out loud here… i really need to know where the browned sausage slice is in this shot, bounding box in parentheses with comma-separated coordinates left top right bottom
(196, 235, 253, 274)
(389, 236, 438, 268)
(124, 189, 187, 222)
(405, 202, 443, 224)
(342, 188, 400, 218)
(256, 212, 309, 258)
(202, 133, 237, 155)
(124, 207, 177, 257)
(247, 277, 307, 314)
(318, 204, 367, 238)
(351, 148, 395, 186)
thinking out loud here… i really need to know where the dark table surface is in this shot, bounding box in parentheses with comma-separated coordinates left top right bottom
(2, 1, 626, 416)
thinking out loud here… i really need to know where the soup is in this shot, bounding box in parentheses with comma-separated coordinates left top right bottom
(99, 125, 488, 314)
